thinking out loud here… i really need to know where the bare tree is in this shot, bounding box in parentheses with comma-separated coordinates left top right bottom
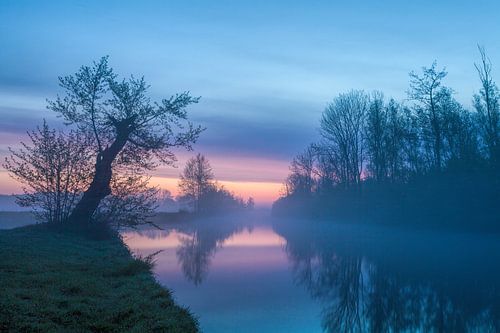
(473, 46, 500, 165)
(441, 95, 479, 165)
(3, 121, 93, 224)
(48, 57, 202, 225)
(178, 153, 214, 212)
(285, 145, 317, 196)
(384, 99, 408, 182)
(320, 90, 368, 188)
(366, 92, 388, 182)
(313, 144, 339, 192)
(408, 62, 450, 171)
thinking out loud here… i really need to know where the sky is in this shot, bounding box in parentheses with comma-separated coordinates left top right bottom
(1, 0, 500, 205)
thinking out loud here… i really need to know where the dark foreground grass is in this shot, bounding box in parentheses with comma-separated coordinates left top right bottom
(0, 224, 198, 333)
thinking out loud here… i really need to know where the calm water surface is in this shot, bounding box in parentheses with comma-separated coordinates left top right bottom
(122, 213, 500, 333)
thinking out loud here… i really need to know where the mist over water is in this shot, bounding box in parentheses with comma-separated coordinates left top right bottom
(123, 212, 500, 333)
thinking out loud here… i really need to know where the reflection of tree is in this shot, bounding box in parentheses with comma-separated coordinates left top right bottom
(174, 216, 255, 285)
(275, 220, 500, 333)
(290, 246, 367, 332)
(317, 256, 365, 332)
(176, 232, 217, 285)
(324, 257, 365, 332)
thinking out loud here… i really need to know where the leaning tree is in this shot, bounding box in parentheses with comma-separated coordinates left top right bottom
(48, 57, 203, 225)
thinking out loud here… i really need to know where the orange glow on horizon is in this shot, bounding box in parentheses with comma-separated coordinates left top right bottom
(0, 133, 288, 206)
(0, 172, 23, 194)
(150, 176, 282, 206)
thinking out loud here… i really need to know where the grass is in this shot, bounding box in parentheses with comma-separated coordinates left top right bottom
(0, 224, 199, 333)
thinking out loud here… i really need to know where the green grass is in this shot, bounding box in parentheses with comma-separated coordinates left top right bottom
(0, 224, 199, 333)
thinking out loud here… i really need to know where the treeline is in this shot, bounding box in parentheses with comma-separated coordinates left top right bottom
(274, 48, 499, 229)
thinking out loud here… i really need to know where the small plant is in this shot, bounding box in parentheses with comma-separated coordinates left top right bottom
(113, 250, 163, 277)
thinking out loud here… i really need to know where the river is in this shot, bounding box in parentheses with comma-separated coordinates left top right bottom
(123, 212, 500, 333)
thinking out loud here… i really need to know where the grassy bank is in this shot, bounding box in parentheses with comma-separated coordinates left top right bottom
(0, 224, 198, 332)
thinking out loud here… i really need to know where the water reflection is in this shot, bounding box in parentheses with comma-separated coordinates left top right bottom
(132, 215, 255, 285)
(273, 219, 500, 333)
(175, 219, 251, 285)
(123, 215, 500, 333)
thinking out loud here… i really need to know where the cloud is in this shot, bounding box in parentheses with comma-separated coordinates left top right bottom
(188, 97, 321, 160)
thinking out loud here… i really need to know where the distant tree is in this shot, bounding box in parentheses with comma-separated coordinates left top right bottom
(3, 121, 93, 224)
(473, 46, 500, 165)
(178, 153, 214, 212)
(246, 197, 255, 210)
(197, 185, 247, 213)
(320, 90, 368, 188)
(158, 189, 174, 201)
(408, 62, 451, 171)
(156, 189, 178, 212)
(178, 154, 250, 214)
(48, 57, 202, 225)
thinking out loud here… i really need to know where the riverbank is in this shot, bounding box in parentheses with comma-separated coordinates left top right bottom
(0, 224, 198, 332)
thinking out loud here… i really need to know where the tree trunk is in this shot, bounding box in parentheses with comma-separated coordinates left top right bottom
(69, 124, 131, 225)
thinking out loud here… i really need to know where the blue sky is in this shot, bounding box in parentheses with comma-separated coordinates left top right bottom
(1, 0, 500, 194)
